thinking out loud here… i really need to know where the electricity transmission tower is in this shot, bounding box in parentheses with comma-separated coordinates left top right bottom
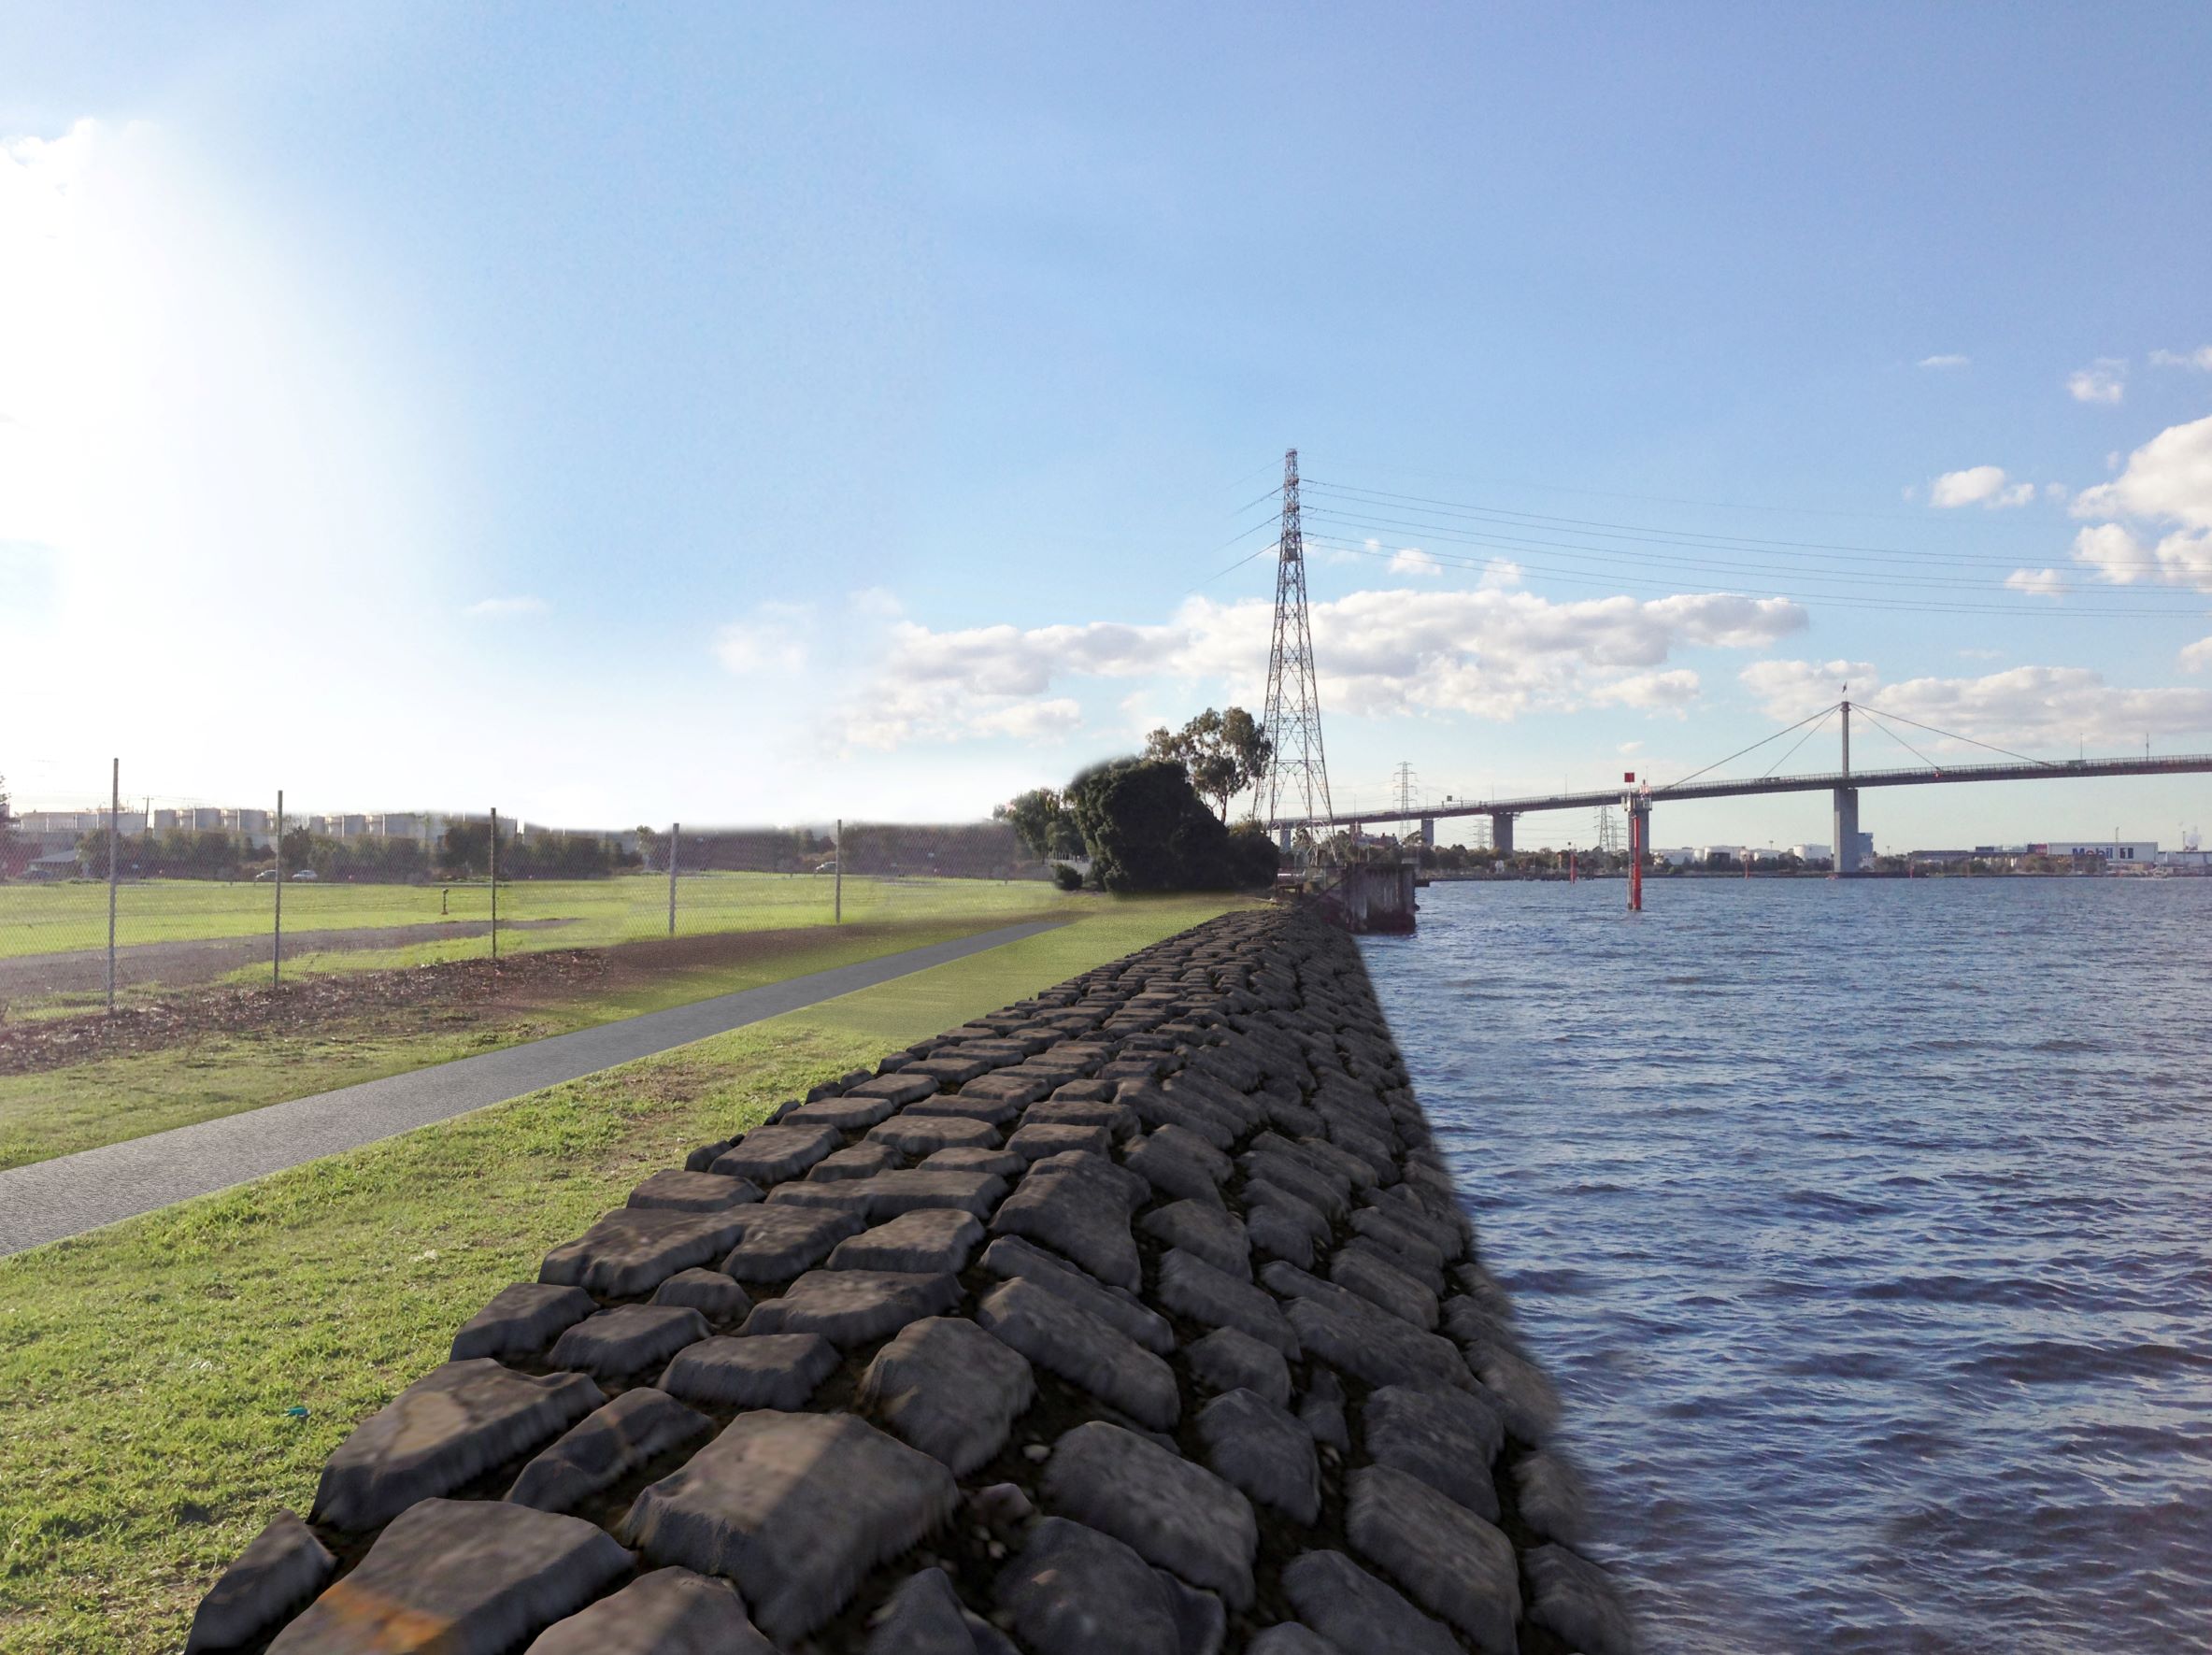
(1593, 806, 1623, 854)
(1260, 449, 1334, 835)
(1393, 762, 1419, 821)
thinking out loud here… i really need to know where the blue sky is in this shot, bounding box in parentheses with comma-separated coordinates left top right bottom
(4, 3, 2209, 849)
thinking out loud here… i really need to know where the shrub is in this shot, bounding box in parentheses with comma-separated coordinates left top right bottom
(1050, 862, 1084, 891)
(1065, 758, 1278, 892)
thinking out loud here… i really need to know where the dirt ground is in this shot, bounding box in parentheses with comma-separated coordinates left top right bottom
(0, 917, 577, 998)
(0, 923, 916, 1078)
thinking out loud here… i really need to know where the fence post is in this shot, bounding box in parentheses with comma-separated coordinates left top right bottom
(668, 820, 678, 937)
(834, 818, 842, 924)
(106, 756, 119, 1013)
(274, 789, 284, 987)
(490, 806, 500, 965)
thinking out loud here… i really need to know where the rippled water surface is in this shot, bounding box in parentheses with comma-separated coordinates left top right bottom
(1362, 877, 2212, 1653)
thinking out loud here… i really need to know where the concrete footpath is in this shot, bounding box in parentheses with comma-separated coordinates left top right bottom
(0, 919, 1068, 1257)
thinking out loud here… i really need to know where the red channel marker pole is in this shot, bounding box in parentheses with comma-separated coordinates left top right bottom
(1625, 775, 1644, 912)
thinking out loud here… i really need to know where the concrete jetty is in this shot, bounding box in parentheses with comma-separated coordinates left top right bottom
(184, 907, 1631, 1654)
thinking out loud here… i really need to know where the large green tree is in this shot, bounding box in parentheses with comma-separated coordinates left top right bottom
(1065, 758, 1277, 892)
(1142, 706, 1273, 820)
(994, 788, 1083, 862)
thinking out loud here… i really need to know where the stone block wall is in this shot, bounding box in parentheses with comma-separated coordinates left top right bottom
(185, 907, 1634, 1654)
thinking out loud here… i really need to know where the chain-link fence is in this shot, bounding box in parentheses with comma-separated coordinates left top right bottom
(0, 762, 1053, 1025)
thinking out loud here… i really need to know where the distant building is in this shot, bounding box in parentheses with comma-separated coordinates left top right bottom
(2026, 839, 2159, 863)
(1789, 843, 1832, 862)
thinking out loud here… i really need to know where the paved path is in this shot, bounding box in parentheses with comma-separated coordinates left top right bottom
(1, 916, 576, 995)
(0, 919, 1066, 1256)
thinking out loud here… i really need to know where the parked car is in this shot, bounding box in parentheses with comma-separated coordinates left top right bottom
(254, 869, 278, 881)
(291, 869, 319, 880)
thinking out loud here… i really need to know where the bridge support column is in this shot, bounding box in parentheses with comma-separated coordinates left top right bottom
(1834, 787, 1861, 874)
(1419, 815, 1435, 848)
(1491, 813, 1516, 855)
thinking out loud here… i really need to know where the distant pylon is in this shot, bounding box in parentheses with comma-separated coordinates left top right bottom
(1260, 449, 1334, 835)
(1594, 806, 1623, 854)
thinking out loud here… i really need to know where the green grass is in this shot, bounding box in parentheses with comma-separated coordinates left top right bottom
(0, 894, 1245, 1654)
(0, 912, 1071, 1171)
(0, 872, 1063, 964)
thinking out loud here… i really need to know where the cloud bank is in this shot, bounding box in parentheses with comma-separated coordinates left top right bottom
(832, 587, 1807, 750)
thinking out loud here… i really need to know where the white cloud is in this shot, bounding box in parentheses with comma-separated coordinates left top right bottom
(965, 699, 1084, 741)
(1929, 465, 2034, 508)
(2073, 414, 2212, 530)
(2066, 359, 2126, 405)
(2148, 346, 2212, 371)
(1388, 547, 1443, 578)
(1918, 353, 1970, 369)
(1477, 558, 1523, 590)
(1740, 659, 1880, 720)
(1877, 664, 2212, 749)
(465, 595, 548, 618)
(2003, 568, 2067, 598)
(1589, 669, 1701, 714)
(2181, 636, 2212, 674)
(714, 601, 813, 674)
(839, 586, 1805, 750)
(1748, 658, 2212, 750)
(2068, 414, 2212, 591)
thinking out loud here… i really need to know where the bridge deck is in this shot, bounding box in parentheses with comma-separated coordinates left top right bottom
(1281, 753, 2212, 831)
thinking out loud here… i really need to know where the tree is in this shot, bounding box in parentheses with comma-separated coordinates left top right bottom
(441, 819, 498, 877)
(1142, 707, 1272, 820)
(1064, 758, 1277, 892)
(996, 789, 1082, 862)
(0, 775, 16, 877)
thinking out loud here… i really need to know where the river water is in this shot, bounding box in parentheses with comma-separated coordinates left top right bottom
(1361, 877, 2212, 1653)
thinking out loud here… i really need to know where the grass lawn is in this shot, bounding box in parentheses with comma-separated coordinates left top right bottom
(0, 894, 1247, 1654)
(0, 910, 1069, 1171)
(0, 871, 1063, 965)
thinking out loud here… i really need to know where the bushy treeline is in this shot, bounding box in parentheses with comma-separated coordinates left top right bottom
(999, 724, 1281, 894)
(841, 821, 1028, 879)
(637, 826, 833, 875)
(65, 823, 639, 882)
(636, 822, 1032, 879)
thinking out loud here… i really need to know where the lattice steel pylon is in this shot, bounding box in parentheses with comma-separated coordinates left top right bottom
(1260, 448, 1334, 838)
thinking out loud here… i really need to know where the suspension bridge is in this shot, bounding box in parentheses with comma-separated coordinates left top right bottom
(1248, 449, 2212, 907)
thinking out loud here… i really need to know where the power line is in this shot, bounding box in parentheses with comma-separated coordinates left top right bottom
(1300, 534, 2200, 619)
(1305, 496, 2183, 579)
(1311, 457, 1959, 523)
(1304, 478, 2189, 574)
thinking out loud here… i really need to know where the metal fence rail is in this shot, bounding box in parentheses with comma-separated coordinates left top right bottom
(0, 760, 1045, 1022)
